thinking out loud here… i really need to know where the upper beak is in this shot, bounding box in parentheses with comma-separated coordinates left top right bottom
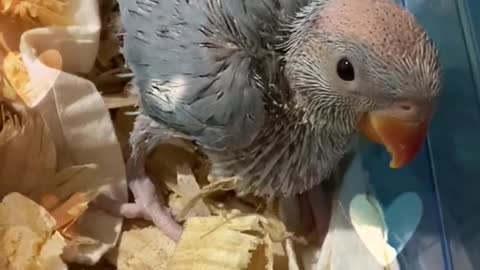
(357, 102, 434, 168)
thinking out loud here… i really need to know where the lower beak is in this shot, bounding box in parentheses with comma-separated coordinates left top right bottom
(358, 112, 430, 168)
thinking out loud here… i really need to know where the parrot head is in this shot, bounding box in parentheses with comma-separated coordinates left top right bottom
(284, 0, 441, 168)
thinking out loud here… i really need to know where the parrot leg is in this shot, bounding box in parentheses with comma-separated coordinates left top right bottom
(279, 185, 332, 246)
(306, 186, 332, 246)
(120, 114, 184, 242)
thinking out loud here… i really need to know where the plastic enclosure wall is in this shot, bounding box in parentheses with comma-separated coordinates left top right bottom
(355, 0, 480, 269)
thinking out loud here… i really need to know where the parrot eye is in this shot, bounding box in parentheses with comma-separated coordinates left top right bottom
(336, 58, 355, 81)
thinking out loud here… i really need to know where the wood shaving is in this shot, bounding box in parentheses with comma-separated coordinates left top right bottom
(1, 0, 70, 26)
(36, 164, 110, 259)
(167, 213, 291, 270)
(0, 193, 67, 270)
(167, 165, 211, 222)
(45, 192, 97, 240)
(0, 101, 111, 262)
(2, 51, 28, 101)
(103, 89, 138, 110)
(107, 225, 176, 270)
(1, 29, 63, 107)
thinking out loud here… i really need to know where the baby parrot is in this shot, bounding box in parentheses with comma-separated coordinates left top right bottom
(117, 0, 441, 241)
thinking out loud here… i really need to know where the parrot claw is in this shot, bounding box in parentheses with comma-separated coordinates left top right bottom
(121, 172, 183, 242)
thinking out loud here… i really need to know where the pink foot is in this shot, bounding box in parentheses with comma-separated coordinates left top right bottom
(121, 172, 183, 242)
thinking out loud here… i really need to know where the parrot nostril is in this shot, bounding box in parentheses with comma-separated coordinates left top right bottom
(390, 102, 421, 120)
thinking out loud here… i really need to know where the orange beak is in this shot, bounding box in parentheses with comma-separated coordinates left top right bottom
(358, 106, 432, 168)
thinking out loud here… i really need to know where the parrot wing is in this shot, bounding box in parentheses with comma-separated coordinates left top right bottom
(118, 0, 309, 150)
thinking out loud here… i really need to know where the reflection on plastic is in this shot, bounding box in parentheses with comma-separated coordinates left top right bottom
(350, 192, 423, 266)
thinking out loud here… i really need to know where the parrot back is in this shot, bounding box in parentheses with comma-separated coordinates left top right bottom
(118, 0, 310, 150)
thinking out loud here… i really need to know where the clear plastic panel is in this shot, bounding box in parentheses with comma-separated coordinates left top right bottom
(409, 0, 480, 268)
(348, 0, 480, 269)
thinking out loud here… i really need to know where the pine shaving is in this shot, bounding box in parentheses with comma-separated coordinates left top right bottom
(3, 51, 29, 99)
(1, 0, 70, 26)
(107, 226, 176, 270)
(42, 192, 97, 241)
(0, 193, 67, 270)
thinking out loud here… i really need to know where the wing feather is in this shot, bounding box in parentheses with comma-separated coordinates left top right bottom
(118, 0, 309, 150)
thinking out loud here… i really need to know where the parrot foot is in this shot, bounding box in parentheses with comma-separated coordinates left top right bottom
(94, 114, 184, 241)
(120, 114, 187, 242)
(120, 170, 183, 242)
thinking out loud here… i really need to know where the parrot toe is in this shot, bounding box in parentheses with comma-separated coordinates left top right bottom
(123, 171, 183, 242)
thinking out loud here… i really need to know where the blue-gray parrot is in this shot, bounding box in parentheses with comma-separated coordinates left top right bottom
(116, 0, 441, 242)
